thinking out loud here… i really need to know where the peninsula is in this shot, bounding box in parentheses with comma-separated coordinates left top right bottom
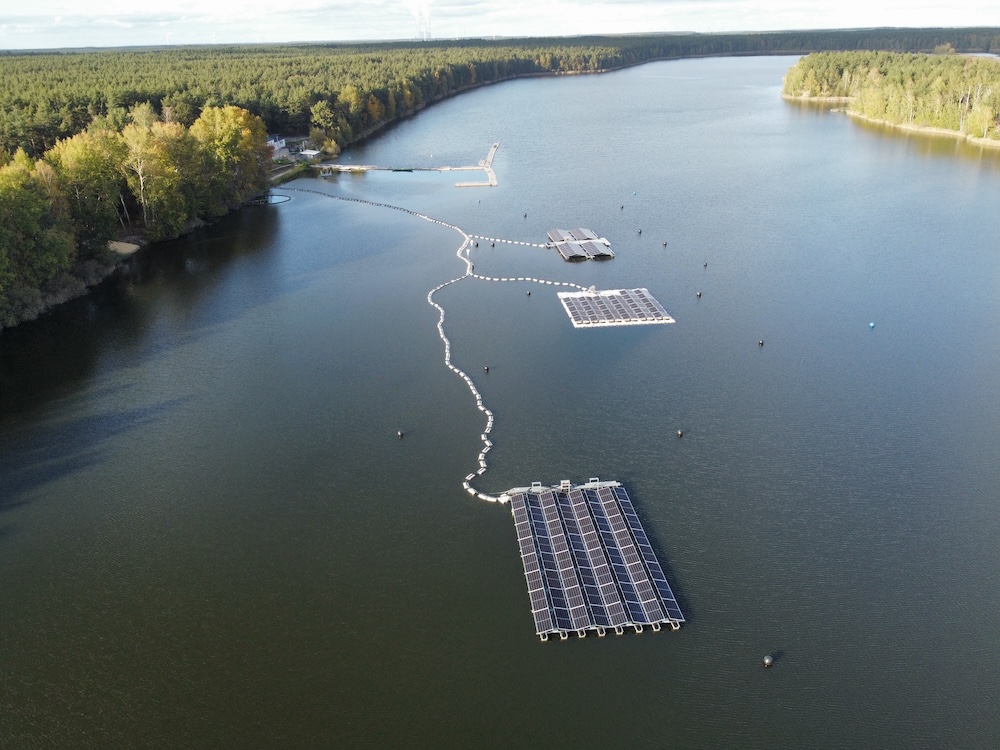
(782, 50, 1000, 147)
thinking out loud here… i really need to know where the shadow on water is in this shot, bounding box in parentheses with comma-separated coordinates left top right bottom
(0, 206, 280, 421)
(0, 396, 192, 510)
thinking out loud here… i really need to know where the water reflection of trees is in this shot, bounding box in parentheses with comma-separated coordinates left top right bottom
(0, 205, 280, 422)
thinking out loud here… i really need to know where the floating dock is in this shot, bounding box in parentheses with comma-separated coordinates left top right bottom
(501, 479, 684, 641)
(558, 288, 675, 328)
(547, 228, 614, 261)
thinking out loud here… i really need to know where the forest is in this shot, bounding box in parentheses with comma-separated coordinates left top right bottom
(0, 104, 270, 327)
(782, 51, 1000, 140)
(3, 29, 1000, 158)
(3, 28, 1000, 328)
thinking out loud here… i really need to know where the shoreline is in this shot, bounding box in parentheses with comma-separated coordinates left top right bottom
(783, 93, 1000, 149)
(844, 110, 1000, 149)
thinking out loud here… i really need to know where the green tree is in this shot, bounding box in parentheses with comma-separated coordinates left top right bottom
(189, 105, 270, 213)
(46, 129, 125, 255)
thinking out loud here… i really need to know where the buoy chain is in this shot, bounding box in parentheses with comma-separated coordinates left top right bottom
(286, 186, 583, 505)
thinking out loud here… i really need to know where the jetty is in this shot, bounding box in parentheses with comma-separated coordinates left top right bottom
(317, 142, 499, 187)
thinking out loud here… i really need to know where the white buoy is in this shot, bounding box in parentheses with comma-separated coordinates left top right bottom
(870, 322, 875, 329)
(763, 655, 774, 668)
(696, 291, 702, 298)
(677, 430, 683, 438)
(397, 430, 404, 439)
(759, 339, 764, 347)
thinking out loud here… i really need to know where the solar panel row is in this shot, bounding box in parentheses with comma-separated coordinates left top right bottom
(508, 481, 684, 640)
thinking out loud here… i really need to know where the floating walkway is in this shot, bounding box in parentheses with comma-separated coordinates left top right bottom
(502, 479, 684, 641)
(284, 186, 589, 504)
(283, 188, 673, 491)
(317, 142, 499, 188)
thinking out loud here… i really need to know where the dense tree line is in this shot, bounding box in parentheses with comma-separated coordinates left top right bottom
(783, 51, 1000, 139)
(0, 105, 270, 327)
(2, 29, 999, 158)
(3, 29, 1000, 327)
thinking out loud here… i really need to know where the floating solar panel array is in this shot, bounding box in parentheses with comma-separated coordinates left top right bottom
(558, 288, 675, 328)
(547, 229, 614, 261)
(503, 479, 684, 641)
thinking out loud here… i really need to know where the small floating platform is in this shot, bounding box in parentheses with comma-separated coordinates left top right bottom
(501, 479, 684, 641)
(557, 288, 675, 328)
(547, 229, 614, 261)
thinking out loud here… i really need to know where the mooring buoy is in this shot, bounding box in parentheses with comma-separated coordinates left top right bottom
(704, 261, 708, 268)
(869, 321, 875, 329)
(397, 430, 404, 439)
(759, 339, 764, 347)
(677, 430, 683, 438)
(484, 365, 489, 372)
(696, 291, 702, 298)
(763, 654, 774, 668)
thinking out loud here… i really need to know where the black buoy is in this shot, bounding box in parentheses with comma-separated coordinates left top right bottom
(763, 654, 774, 668)
(397, 430, 404, 439)
(491, 241, 494, 247)
(696, 291, 702, 298)
(523, 212, 527, 218)
(677, 430, 683, 438)
(620, 204, 624, 210)
(704, 261, 708, 268)
(758, 339, 764, 347)
(527, 290, 531, 296)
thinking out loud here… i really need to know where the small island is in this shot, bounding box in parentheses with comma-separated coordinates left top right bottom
(783, 50, 1000, 146)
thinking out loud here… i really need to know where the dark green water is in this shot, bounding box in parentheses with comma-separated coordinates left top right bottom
(3, 56, 1000, 748)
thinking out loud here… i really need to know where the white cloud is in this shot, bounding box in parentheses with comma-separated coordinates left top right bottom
(2, 1, 1000, 49)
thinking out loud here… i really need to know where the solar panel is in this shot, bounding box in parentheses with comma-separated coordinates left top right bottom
(506, 480, 684, 640)
(557, 289, 675, 328)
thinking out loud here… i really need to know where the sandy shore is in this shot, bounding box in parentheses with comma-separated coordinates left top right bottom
(108, 241, 141, 256)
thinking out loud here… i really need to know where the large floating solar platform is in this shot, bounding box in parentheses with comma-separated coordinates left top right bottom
(501, 479, 684, 641)
(558, 288, 675, 328)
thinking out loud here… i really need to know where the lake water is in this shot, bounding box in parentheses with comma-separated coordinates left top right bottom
(3, 56, 1000, 749)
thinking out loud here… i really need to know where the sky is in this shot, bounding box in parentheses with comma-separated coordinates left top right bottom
(2, 0, 999, 51)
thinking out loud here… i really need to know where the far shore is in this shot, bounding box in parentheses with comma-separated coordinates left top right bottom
(844, 110, 1000, 149)
(783, 93, 1000, 149)
(781, 93, 853, 103)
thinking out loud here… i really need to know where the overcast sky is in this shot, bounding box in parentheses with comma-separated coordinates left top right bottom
(2, 1, 999, 51)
